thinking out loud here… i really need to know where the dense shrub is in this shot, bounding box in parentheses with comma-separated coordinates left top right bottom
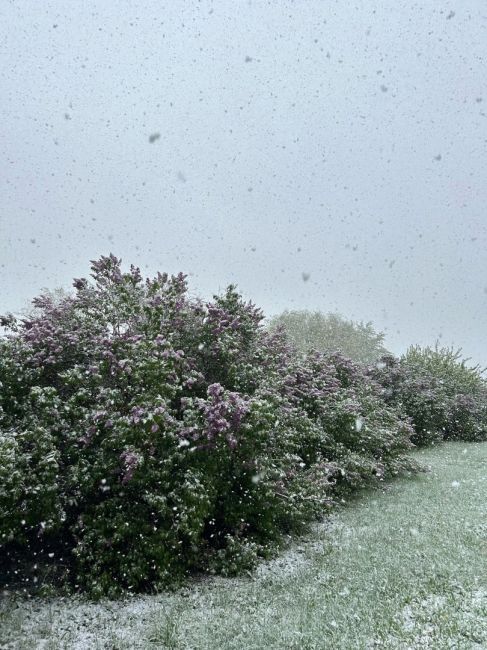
(0, 256, 415, 596)
(371, 346, 487, 445)
(268, 310, 390, 364)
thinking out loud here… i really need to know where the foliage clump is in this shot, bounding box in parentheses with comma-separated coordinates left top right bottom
(269, 310, 390, 364)
(371, 346, 487, 445)
(0, 256, 414, 596)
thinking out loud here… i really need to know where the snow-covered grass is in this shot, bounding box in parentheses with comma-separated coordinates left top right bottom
(2, 441, 487, 649)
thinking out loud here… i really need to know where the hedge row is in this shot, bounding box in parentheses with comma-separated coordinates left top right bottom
(0, 256, 485, 597)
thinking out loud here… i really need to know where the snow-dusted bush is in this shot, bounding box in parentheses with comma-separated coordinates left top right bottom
(0, 255, 414, 596)
(371, 346, 487, 445)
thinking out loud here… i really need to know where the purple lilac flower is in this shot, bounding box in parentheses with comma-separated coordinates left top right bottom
(120, 450, 140, 484)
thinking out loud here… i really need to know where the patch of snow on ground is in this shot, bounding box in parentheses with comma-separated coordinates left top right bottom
(1, 519, 340, 649)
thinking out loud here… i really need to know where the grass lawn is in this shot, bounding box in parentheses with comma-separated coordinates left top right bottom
(1, 441, 487, 649)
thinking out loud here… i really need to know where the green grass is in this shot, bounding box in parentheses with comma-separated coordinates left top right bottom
(2, 441, 487, 649)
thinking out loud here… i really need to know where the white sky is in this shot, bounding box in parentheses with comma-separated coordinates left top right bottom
(1, 1, 486, 365)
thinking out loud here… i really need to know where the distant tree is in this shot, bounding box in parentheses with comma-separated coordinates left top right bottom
(268, 310, 390, 365)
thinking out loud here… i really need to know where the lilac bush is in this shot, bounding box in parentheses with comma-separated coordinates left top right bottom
(370, 347, 487, 445)
(0, 255, 416, 596)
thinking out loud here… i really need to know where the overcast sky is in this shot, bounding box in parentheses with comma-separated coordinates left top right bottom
(1, 0, 486, 364)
